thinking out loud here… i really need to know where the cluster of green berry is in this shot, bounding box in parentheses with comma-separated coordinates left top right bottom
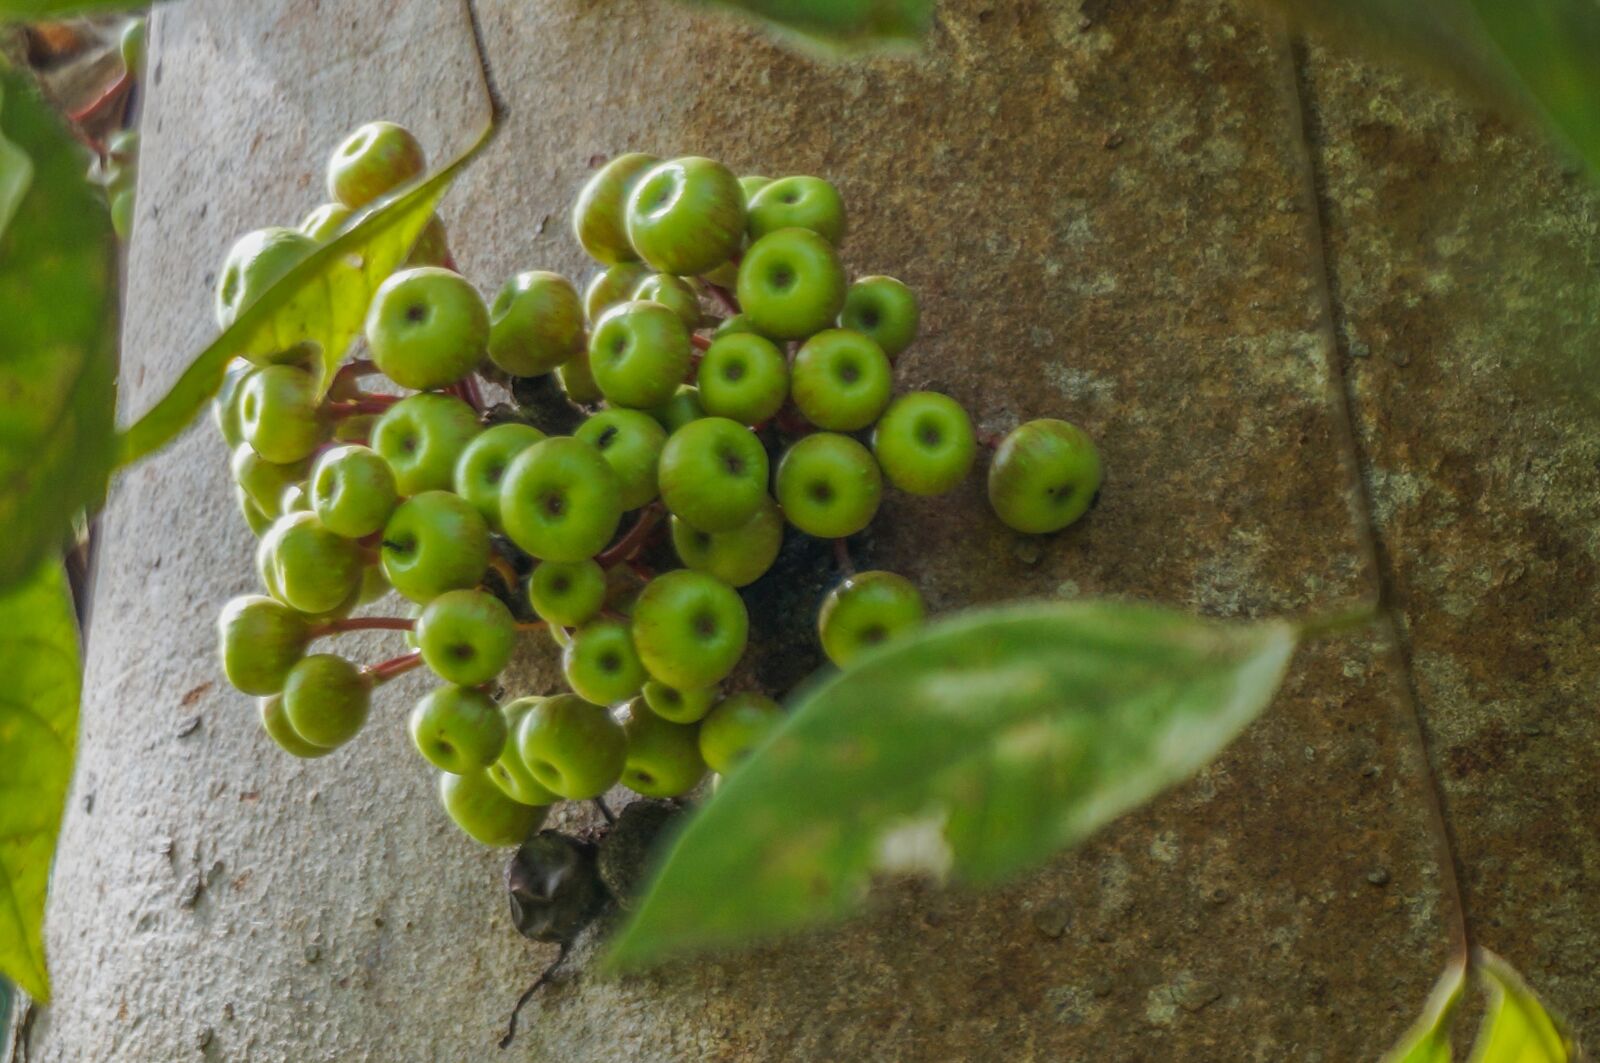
(214, 125, 1103, 850)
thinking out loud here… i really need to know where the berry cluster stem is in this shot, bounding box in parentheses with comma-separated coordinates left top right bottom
(332, 358, 381, 386)
(364, 650, 423, 686)
(71, 70, 133, 127)
(326, 395, 401, 417)
(596, 504, 663, 569)
(310, 616, 416, 638)
(690, 333, 712, 352)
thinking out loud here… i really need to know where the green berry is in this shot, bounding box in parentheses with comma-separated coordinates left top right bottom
(281, 654, 370, 749)
(775, 432, 882, 539)
(648, 385, 705, 434)
(439, 769, 548, 847)
(739, 175, 771, 201)
(261, 511, 364, 615)
(698, 332, 788, 425)
(516, 693, 627, 799)
(110, 188, 134, 240)
(747, 175, 846, 245)
(357, 563, 390, 605)
(642, 679, 718, 725)
(279, 482, 312, 514)
(527, 559, 607, 628)
(365, 267, 489, 390)
(618, 699, 706, 798)
(489, 698, 562, 806)
(372, 392, 481, 496)
(231, 444, 310, 518)
(790, 329, 893, 432)
(488, 270, 584, 376)
(500, 436, 623, 562)
(572, 152, 659, 265)
(214, 227, 318, 339)
(120, 17, 145, 75)
(300, 201, 352, 241)
(631, 570, 748, 690)
(632, 273, 702, 328)
(657, 417, 769, 532)
(237, 487, 274, 537)
(416, 589, 516, 686)
(625, 156, 745, 276)
(218, 595, 309, 696)
(669, 496, 783, 587)
(327, 121, 426, 209)
(987, 418, 1102, 534)
(713, 313, 760, 338)
(381, 490, 491, 602)
(588, 300, 692, 409)
(563, 617, 647, 705)
(736, 227, 846, 340)
(238, 363, 322, 463)
(575, 408, 667, 510)
(410, 685, 509, 773)
(584, 262, 652, 322)
(213, 360, 256, 447)
(258, 694, 333, 758)
(698, 692, 783, 774)
(817, 570, 925, 667)
(311, 444, 399, 537)
(839, 275, 918, 360)
(871, 391, 975, 496)
(558, 349, 604, 405)
(453, 423, 546, 531)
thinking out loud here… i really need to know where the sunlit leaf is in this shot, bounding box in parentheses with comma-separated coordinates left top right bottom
(0, 564, 81, 1001)
(0, 65, 118, 594)
(605, 600, 1298, 971)
(679, 0, 932, 53)
(1469, 948, 1580, 1063)
(115, 119, 496, 467)
(0, 0, 146, 17)
(1382, 959, 1467, 1063)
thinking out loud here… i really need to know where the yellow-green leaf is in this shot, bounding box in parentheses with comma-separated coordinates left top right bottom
(1469, 949, 1580, 1063)
(115, 119, 496, 468)
(605, 600, 1298, 972)
(0, 564, 81, 1001)
(1383, 959, 1467, 1063)
(680, 0, 932, 52)
(0, 0, 147, 17)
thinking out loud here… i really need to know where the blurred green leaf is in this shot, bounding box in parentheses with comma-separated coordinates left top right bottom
(605, 600, 1298, 971)
(1383, 959, 1467, 1063)
(116, 119, 495, 467)
(0, 1, 146, 16)
(0, 563, 81, 1002)
(680, 0, 932, 52)
(1262, 0, 1600, 174)
(0, 65, 118, 595)
(1469, 948, 1579, 1062)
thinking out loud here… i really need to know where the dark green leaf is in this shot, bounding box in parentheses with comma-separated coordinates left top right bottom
(1469, 948, 1580, 1062)
(115, 119, 497, 467)
(0, 564, 81, 1001)
(605, 600, 1298, 971)
(0, 65, 118, 594)
(1382, 959, 1466, 1063)
(679, 0, 932, 52)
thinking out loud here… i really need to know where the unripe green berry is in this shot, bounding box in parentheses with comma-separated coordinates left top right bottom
(630, 570, 749, 691)
(572, 153, 659, 265)
(327, 121, 426, 209)
(231, 444, 310, 519)
(625, 156, 745, 276)
(439, 769, 548, 847)
(617, 698, 706, 798)
(516, 693, 627, 800)
(817, 570, 925, 667)
(489, 698, 562, 806)
(558, 349, 604, 405)
(381, 490, 491, 602)
(840, 275, 918, 360)
(648, 385, 705, 434)
(527, 559, 607, 628)
(281, 653, 371, 749)
(416, 589, 516, 686)
(584, 262, 652, 323)
(575, 408, 667, 511)
(736, 227, 846, 340)
(589, 300, 692, 410)
(790, 329, 893, 432)
(669, 496, 783, 588)
(698, 332, 788, 426)
(987, 418, 1102, 534)
(632, 273, 702, 328)
(410, 685, 509, 773)
(489, 270, 585, 377)
(500, 436, 623, 562)
(311, 444, 399, 538)
(642, 679, 718, 725)
(453, 422, 547, 531)
(774, 432, 882, 539)
(698, 692, 783, 774)
(258, 694, 333, 758)
(871, 391, 976, 496)
(563, 617, 647, 705)
(747, 175, 847, 245)
(372, 392, 481, 496)
(657, 417, 769, 532)
(300, 201, 352, 241)
(218, 595, 309, 696)
(365, 267, 489, 390)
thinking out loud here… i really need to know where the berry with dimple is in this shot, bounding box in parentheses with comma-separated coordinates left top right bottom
(327, 121, 426, 209)
(670, 496, 783, 588)
(563, 617, 647, 705)
(516, 693, 627, 800)
(261, 511, 364, 615)
(381, 490, 491, 602)
(625, 156, 745, 276)
(282, 653, 371, 749)
(558, 348, 604, 405)
(527, 559, 607, 628)
(500, 436, 623, 562)
(649, 385, 705, 434)
(372, 392, 481, 496)
(839, 275, 918, 360)
(872, 391, 976, 496)
(736, 227, 846, 340)
(231, 444, 311, 519)
(453, 423, 546, 531)
(818, 570, 925, 666)
(311, 444, 398, 538)
(439, 769, 549, 847)
(642, 680, 718, 725)
(258, 694, 333, 758)
(489, 698, 562, 806)
(572, 152, 659, 265)
(219, 595, 309, 696)
(488, 270, 584, 377)
(214, 226, 318, 338)
(698, 332, 788, 426)
(410, 685, 509, 773)
(630, 570, 749, 691)
(588, 300, 692, 410)
(583, 262, 652, 323)
(617, 699, 706, 798)
(365, 267, 489, 390)
(987, 418, 1102, 534)
(790, 328, 893, 432)
(747, 175, 846, 245)
(698, 692, 783, 774)
(632, 273, 702, 328)
(657, 417, 769, 532)
(775, 432, 883, 539)
(416, 589, 516, 686)
(575, 408, 667, 511)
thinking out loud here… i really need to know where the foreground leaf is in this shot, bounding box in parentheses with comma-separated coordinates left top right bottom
(1469, 949, 1579, 1062)
(606, 600, 1297, 971)
(0, 0, 146, 16)
(116, 119, 495, 467)
(679, 0, 932, 52)
(0, 564, 81, 1001)
(1383, 959, 1467, 1063)
(0, 66, 118, 594)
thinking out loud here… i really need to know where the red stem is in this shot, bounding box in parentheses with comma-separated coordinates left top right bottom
(833, 537, 855, 575)
(326, 395, 401, 417)
(311, 616, 415, 638)
(460, 372, 488, 413)
(704, 282, 739, 317)
(333, 359, 381, 385)
(596, 505, 663, 569)
(364, 651, 423, 685)
(690, 333, 712, 352)
(70, 70, 133, 127)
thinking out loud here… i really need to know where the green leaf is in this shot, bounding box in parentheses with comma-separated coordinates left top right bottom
(679, 0, 932, 52)
(0, 564, 81, 1002)
(0, 1, 147, 17)
(115, 119, 496, 468)
(605, 600, 1298, 971)
(1469, 948, 1580, 1063)
(0, 65, 118, 594)
(1259, 0, 1600, 175)
(1382, 959, 1467, 1063)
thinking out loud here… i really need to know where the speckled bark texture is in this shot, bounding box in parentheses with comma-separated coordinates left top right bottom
(29, 0, 1594, 1057)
